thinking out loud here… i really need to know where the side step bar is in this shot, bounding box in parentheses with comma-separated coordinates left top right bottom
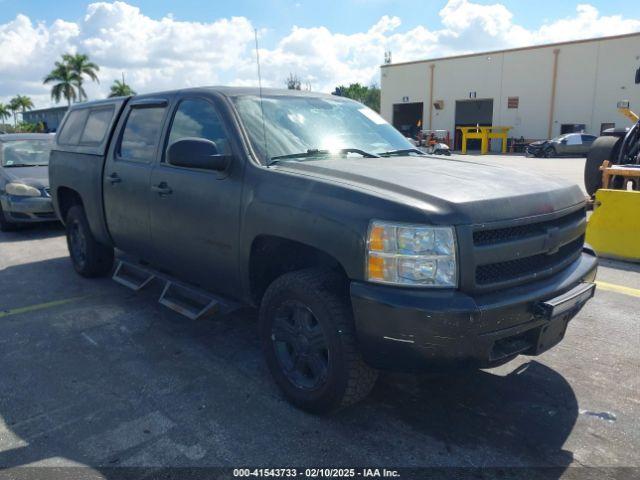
(112, 261, 155, 291)
(159, 282, 220, 320)
(112, 258, 239, 320)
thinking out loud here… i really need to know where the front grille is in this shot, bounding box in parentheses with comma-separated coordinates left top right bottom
(473, 208, 585, 246)
(476, 235, 584, 286)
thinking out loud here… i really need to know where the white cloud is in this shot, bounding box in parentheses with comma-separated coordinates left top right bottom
(534, 4, 640, 43)
(0, 0, 638, 109)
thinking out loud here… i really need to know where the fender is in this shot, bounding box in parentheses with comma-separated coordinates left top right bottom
(237, 163, 430, 301)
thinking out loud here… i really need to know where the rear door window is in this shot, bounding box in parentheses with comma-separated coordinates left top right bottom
(80, 106, 115, 144)
(118, 106, 167, 162)
(58, 109, 89, 145)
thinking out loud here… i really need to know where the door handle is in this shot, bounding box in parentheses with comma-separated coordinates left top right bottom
(108, 172, 121, 184)
(151, 183, 172, 195)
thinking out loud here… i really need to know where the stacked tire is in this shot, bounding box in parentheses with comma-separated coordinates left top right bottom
(584, 136, 621, 196)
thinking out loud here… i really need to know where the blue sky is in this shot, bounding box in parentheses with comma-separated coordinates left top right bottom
(1, 0, 639, 108)
(1, 0, 638, 47)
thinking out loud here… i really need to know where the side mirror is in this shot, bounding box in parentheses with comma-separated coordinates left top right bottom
(636, 67, 640, 85)
(167, 138, 229, 171)
(561, 139, 567, 144)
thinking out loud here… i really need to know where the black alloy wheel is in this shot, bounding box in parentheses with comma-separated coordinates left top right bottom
(65, 205, 114, 277)
(271, 300, 330, 390)
(259, 268, 378, 413)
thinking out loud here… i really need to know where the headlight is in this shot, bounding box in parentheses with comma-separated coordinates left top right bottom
(366, 221, 457, 287)
(5, 183, 42, 197)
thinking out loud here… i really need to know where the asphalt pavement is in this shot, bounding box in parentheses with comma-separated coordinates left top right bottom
(0, 154, 638, 478)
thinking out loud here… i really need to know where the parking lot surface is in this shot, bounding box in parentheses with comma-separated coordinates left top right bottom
(0, 155, 638, 477)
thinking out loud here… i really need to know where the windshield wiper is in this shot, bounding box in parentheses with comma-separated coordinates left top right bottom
(4, 163, 47, 167)
(268, 148, 379, 166)
(377, 148, 425, 157)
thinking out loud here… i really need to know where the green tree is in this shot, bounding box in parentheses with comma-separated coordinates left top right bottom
(108, 79, 136, 98)
(332, 83, 381, 112)
(44, 62, 80, 105)
(285, 73, 302, 90)
(62, 53, 100, 101)
(16, 122, 39, 133)
(8, 98, 20, 127)
(10, 95, 34, 125)
(0, 103, 12, 125)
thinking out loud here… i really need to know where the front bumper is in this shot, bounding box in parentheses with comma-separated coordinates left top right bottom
(525, 145, 545, 156)
(0, 194, 58, 223)
(351, 249, 598, 371)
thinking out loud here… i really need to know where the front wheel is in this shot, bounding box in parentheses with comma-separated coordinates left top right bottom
(66, 205, 114, 277)
(259, 269, 378, 413)
(544, 146, 557, 158)
(0, 204, 18, 232)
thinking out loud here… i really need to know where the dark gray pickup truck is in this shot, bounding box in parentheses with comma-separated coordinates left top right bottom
(49, 87, 597, 413)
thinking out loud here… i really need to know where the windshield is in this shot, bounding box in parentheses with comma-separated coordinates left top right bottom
(552, 134, 571, 142)
(1, 139, 53, 167)
(232, 95, 414, 163)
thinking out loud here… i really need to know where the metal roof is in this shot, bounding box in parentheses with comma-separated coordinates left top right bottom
(381, 31, 640, 68)
(22, 106, 68, 114)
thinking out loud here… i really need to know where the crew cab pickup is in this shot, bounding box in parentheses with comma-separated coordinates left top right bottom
(49, 88, 597, 413)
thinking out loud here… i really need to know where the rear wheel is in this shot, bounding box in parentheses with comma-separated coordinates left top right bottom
(584, 136, 622, 196)
(0, 204, 18, 232)
(260, 268, 378, 413)
(66, 205, 114, 277)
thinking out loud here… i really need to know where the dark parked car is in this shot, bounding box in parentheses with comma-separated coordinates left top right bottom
(0, 133, 57, 231)
(526, 133, 597, 158)
(49, 88, 597, 413)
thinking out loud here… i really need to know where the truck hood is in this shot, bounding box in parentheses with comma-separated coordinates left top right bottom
(1, 165, 49, 188)
(274, 155, 585, 224)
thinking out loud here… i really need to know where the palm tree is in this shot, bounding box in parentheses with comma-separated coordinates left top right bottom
(44, 62, 80, 105)
(108, 78, 136, 98)
(62, 53, 100, 101)
(8, 98, 20, 127)
(0, 103, 11, 125)
(11, 95, 34, 124)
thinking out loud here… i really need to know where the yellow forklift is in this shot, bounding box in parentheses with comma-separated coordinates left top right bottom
(584, 67, 640, 261)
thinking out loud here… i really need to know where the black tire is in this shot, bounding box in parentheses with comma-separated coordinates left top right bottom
(260, 268, 378, 413)
(65, 205, 114, 277)
(0, 204, 18, 232)
(584, 136, 622, 196)
(544, 146, 557, 158)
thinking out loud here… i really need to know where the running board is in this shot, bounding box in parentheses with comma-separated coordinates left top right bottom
(111, 256, 239, 320)
(112, 260, 155, 291)
(159, 281, 220, 320)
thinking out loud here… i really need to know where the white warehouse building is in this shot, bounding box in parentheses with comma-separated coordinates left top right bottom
(380, 32, 640, 150)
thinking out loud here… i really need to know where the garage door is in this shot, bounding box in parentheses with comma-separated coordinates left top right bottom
(392, 102, 423, 138)
(455, 99, 494, 150)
